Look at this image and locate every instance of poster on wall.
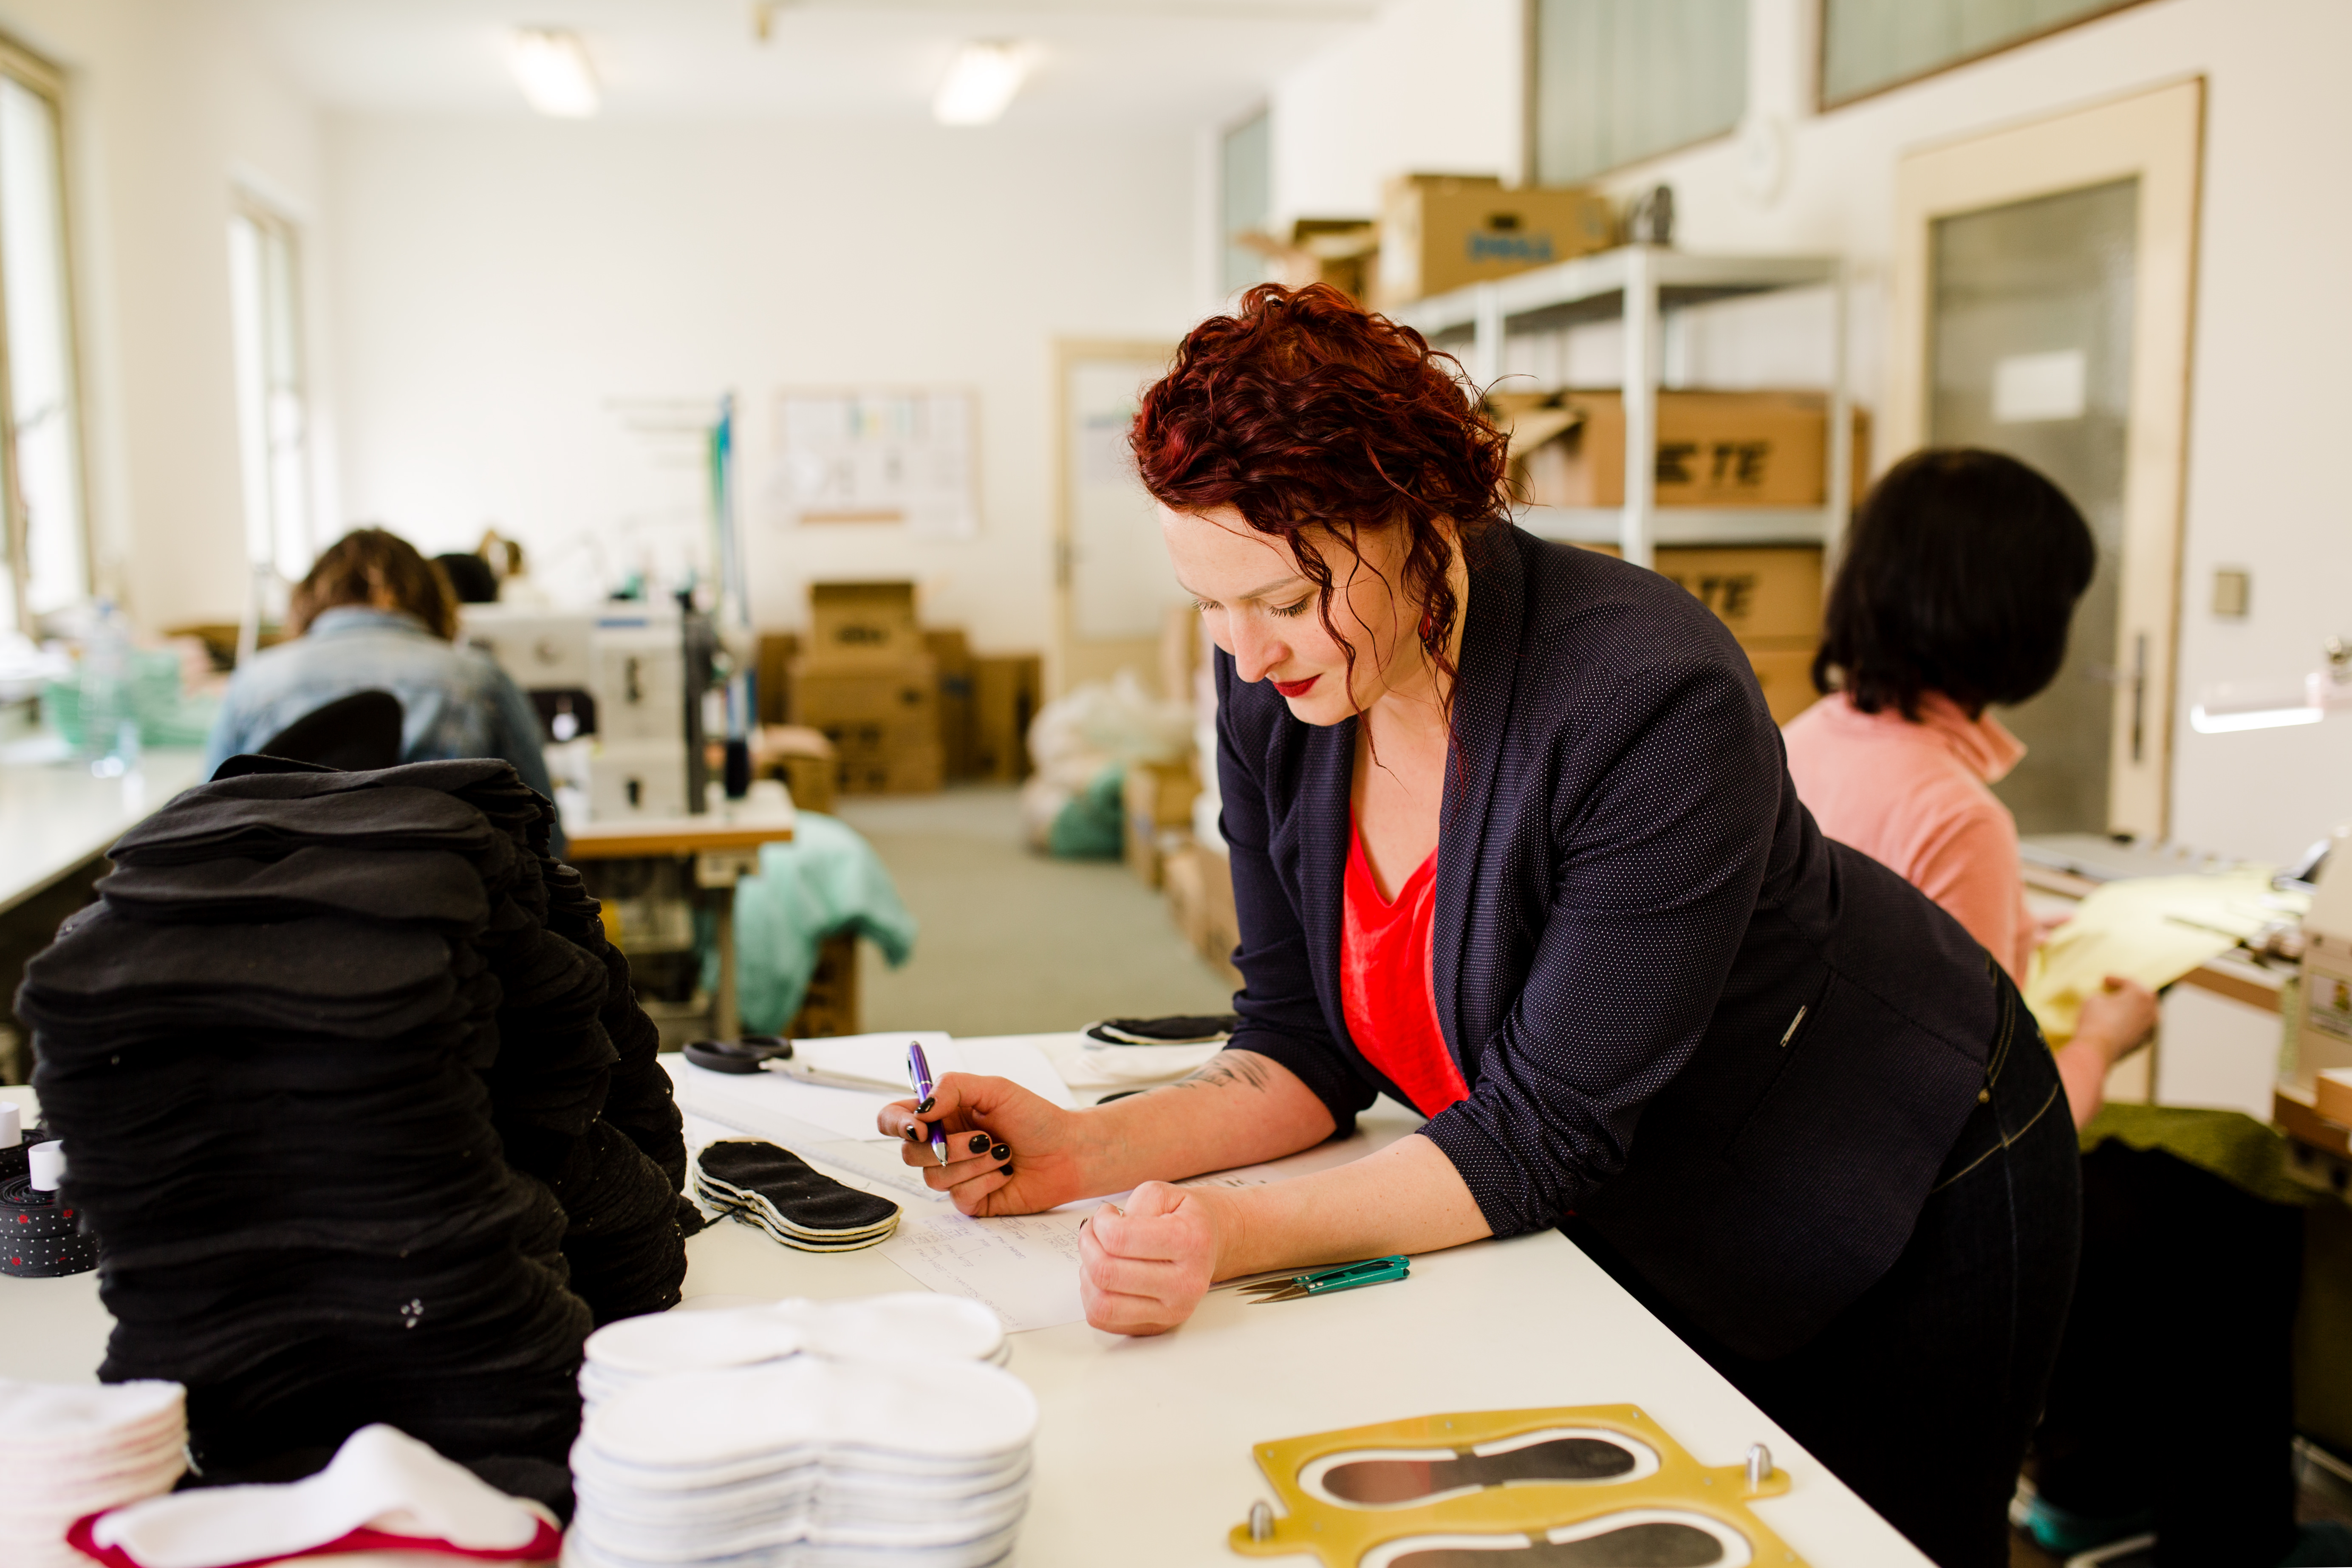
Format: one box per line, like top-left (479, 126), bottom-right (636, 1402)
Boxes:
top-left (766, 387), bottom-right (977, 538)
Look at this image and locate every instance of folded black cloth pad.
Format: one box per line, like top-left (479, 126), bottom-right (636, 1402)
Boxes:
top-left (693, 1139), bottom-right (901, 1250)
top-left (17, 755), bottom-right (701, 1485)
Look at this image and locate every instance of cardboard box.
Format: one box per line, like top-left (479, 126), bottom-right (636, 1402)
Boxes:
top-left (753, 723), bottom-right (837, 816)
top-left (791, 656), bottom-right (938, 728)
top-left (1162, 841), bottom-right (1242, 986)
top-left (1557, 544), bottom-right (1825, 646)
top-left (1238, 218), bottom-right (1379, 305)
top-left (822, 723), bottom-right (944, 795)
top-left (973, 655), bottom-right (1043, 783)
top-left (1743, 646), bottom-right (1822, 726)
top-left (807, 582), bottom-right (920, 667)
top-left (1491, 389), bottom-right (1871, 509)
top-left (786, 931), bottom-right (861, 1040)
top-left (1375, 175), bottom-right (1616, 308)
top-left (925, 629), bottom-right (979, 780)
top-left (1124, 758), bottom-right (1202, 886)
top-left (1653, 548), bottom-right (1823, 644)
top-left (1159, 604), bottom-right (1203, 708)
top-left (792, 656), bottom-right (942, 796)
top-left (755, 633), bottom-right (799, 725)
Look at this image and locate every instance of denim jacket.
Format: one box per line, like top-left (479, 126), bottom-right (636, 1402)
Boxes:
top-left (203, 607), bottom-right (557, 810)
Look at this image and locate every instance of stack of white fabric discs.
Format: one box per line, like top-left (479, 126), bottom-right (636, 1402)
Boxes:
top-left (0, 1380), bottom-right (186, 1568)
top-left (577, 1294), bottom-right (1009, 1413)
top-left (566, 1357), bottom-right (1037, 1568)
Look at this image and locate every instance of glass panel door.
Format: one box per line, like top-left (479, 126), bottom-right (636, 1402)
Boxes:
top-left (1929, 178), bottom-right (2137, 835)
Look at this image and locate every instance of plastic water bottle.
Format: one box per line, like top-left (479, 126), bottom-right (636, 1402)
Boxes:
top-left (78, 599), bottom-right (138, 777)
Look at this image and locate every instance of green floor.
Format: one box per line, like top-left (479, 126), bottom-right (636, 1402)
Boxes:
top-left (833, 785), bottom-right (1235, 1039)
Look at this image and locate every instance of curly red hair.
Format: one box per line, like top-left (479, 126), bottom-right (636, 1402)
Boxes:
top-left (1128, 283), bottom-right (1511, 717)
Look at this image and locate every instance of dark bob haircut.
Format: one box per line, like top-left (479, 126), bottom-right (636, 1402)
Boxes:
top-left (1814, 448), bottom-right (2095, 719)
top-left (1128, 283), bottom-right (1511, 712)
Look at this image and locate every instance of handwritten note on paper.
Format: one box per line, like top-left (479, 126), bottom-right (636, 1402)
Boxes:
top-left (877, 1207), bottom-right (1093, 1332)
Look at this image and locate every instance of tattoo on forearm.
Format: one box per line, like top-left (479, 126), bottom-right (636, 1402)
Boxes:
top-left (1172, 1053), bottom-right (1272, 1094)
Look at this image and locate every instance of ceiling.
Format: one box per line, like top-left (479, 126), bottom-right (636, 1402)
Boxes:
top-left (222, 0), bottom-right (1378, 127)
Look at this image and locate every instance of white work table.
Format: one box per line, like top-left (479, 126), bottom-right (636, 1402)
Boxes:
top-left (0, 747), bottom-right (208, 914)
top-left (0, 1038), bottom-right (1928, 1567)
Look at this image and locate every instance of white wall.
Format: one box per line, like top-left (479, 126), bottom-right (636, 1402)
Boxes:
top-left (325, 116), bottom-right (1199, 675)
top-left (0, 0), bottom-right (325, 632)
top-left (1269, 0), bottom-right (2352, 865)
top-left (1269, 0), bottom-right (1521, 225)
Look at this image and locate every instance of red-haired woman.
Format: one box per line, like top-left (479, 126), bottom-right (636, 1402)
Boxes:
top-left (885, 286), bottom-right (2074, 1568)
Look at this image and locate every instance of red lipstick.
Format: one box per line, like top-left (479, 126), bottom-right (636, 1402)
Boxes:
top-left (1272, 675), bottom-right (1318, 699)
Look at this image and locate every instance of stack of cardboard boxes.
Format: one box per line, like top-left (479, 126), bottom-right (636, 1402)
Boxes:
top-left (757, 585), bottom-right (1042, 798)
top-left (1483, 387), bottom-right (1866, 725)
top-left (789, 583), bottom-right (944, 795)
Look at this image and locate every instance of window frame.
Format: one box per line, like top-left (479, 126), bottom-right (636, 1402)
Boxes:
top-left (226, 188), bottom-right (314, 590)
top-left (1522, 0), bottom-right (1752, 188)
top-left (1816, 0), bottom-right (2155, 113)
top-left (0, 30), bottom-right (85, 637)
top-left (1218, 102), bottom-right (1273, 301)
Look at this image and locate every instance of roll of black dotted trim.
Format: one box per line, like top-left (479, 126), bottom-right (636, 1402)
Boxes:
top-left (0, 1133), bottom-right (97, 1278)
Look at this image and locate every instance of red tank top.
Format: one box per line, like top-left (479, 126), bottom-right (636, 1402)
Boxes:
top-left (1340, 816), bottom-right (1470, 1118)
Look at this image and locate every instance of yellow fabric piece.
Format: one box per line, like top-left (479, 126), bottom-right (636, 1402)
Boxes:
top-left (2026, 869), bottom-right (2302, 1041)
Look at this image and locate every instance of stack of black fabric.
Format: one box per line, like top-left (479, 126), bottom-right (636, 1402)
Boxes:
top-left (17, 757), bottom-right (698, 1483)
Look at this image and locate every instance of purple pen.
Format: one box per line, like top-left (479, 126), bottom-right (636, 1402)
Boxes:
top-left (906, 1042), bottom-right (949, 1167)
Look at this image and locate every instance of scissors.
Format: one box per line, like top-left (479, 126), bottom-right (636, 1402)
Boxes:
top-left (1220, 1255), bottom-right (1411, 1304)
top-left (681, 1036), bottom-right (904, 1092)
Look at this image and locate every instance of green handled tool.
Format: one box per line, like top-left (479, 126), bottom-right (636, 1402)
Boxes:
top-left (1235, 1255), bottom-right (1409, 1304)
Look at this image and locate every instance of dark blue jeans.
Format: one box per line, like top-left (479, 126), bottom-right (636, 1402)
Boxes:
top-left (1569, 973), bottom-right (2081, 1568)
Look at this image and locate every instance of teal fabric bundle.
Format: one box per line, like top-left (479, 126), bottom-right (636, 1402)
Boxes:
top-left (1046, 765), bottom-right (1125, 860)
top-left (720, 814), bottom-right (918, 1035)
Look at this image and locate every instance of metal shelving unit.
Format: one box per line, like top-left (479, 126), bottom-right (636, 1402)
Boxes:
top-left (1392, 246), bottom-right (1849, 570)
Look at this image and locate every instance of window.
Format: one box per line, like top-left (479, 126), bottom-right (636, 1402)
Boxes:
top-left (0, 38), bottom-right (84, 637)
top-left (1220, 107), bottom-right (1272, 298)
top-left (228, 197), bottom-right (312, 586)
top-left (1531, 0), bottom-right (1747, 186)
top-left (1822, 0), bottom-right (2146, 107)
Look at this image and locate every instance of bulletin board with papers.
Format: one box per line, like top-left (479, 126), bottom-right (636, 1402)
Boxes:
top-left (768, 387), bottom-right (978, 538)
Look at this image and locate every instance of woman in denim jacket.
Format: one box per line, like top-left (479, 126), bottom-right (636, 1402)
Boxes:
top-left (203, 527), bottom-right (554, 808)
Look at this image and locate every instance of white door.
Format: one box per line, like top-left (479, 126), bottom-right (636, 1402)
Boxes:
top-left (1887, 78), bottom-right (2203, 839)
top-left (1057, 342), bottom-right (1179, 695)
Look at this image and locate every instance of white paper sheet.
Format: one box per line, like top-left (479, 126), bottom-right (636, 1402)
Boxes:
top-left (876, 1207), bottom-right (1094, 1332)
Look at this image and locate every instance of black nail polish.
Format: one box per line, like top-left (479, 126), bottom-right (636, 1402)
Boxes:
top-left (917, 1096), bottom-right (936, 1113)
top-left (968, 1133), bottom-right (992, 1154)
top-left (903, 1123), bottom-right (921, 1141)
top-left (990, 1142), bottom-right (1010, 1161)
top-left (999, 1164), bottom-right (1014, 1178)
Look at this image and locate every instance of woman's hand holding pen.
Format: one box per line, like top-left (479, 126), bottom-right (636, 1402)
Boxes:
top-left (878, 1073), bottom-right (1096, 1217)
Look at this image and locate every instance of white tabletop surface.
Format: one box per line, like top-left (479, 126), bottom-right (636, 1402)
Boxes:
top-left (0, 1037), bottom-right (1929, 1567)
top-left (0, 747), bottom-right (208, 914)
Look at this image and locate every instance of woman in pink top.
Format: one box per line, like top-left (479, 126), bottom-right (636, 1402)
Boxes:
top-left (1789, 449), bottom-right (2338, 1568)
top-left (1783, 449), bottom-right (2154, 1126)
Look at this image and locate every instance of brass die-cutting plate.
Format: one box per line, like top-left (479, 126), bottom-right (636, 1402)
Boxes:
top-left (1227, 1404), bottom-right (1805, 1567)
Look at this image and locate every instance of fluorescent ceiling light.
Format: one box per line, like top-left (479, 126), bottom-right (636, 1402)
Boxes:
top-left (933, 42), bottom-right (1029, 126)
top-left (510, 29), bottom-right (599, 119)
